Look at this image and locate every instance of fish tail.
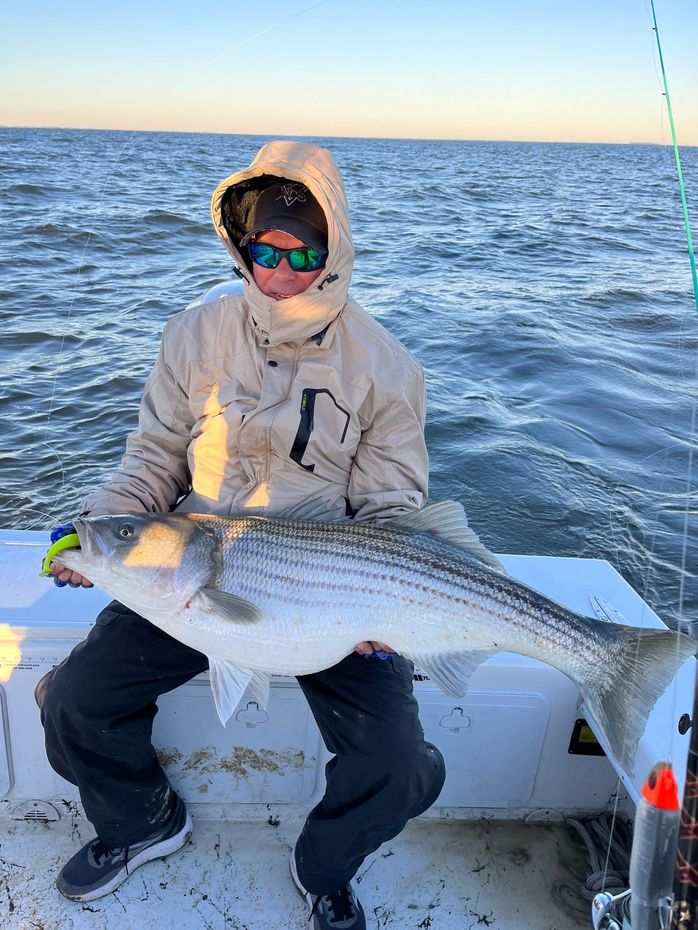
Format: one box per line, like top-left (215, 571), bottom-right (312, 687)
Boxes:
top-left (581, 625), bottom-right (695, 776)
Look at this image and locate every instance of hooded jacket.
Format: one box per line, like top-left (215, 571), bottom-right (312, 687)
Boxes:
top-left (82, 141), bottom-right (428, 522)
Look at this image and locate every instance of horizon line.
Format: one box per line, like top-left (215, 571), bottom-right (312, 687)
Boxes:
top-left (2, 123), bottom-right (695, 149)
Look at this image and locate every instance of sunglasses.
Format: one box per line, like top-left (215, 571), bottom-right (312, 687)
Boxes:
top-left (248, 242), bottom-right (328, 273)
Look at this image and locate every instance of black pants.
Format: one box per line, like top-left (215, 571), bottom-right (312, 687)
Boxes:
top-left (35, 601), bottom-right (445, 895)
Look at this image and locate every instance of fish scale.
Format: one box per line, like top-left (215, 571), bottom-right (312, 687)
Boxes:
top-left (212, 516), bottom-right (596, 659)
top-left (56, 502), bottom-right (696, 775)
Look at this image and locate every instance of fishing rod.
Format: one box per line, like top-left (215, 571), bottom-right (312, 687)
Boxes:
top-left (592, 4), bottom-right (698, 928)
top-left (651, 1), bottom-right (698, 927)
top-left (649, 1), bottom-right (698, 314)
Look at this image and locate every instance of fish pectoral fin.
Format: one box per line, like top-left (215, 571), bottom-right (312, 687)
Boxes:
top-left (390, 501), bottom-right (506, 574)
top-left (208, 657), bottom-right (253, 725)
top-left (403, 649), bottom-right (499, 698)
top-left (200, 588), bottom-right (262, 624)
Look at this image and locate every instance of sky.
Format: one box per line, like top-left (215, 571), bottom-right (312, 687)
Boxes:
top-left (2, 0), bottom-right (697, 144)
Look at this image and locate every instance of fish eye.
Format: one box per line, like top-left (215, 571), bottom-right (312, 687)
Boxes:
top-left (118, 523), bottom-right (134, 539)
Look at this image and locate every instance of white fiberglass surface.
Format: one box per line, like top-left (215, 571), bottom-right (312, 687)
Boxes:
top-left (1, 807), bottom-right (591, 930)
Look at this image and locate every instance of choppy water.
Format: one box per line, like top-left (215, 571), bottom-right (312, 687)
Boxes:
top-left (1, 128), bottom-right (696, 633)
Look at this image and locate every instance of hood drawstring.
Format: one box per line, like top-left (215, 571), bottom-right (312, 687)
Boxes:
top-left (317, 273), bottom-right (339, 291)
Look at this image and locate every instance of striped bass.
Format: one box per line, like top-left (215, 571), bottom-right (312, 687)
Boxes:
top-left (55, 501), bottom-right (696, 775)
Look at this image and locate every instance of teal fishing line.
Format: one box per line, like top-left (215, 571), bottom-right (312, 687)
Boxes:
top-left (648, 12), bottom-right (698, 928)
top-left (650, 0), bottom-right (698, 313)
top-left (649, 0), bottom-right (698, 629)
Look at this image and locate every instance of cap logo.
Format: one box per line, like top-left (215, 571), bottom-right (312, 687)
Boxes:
top-left (275, 183), bottom-right (307, 208)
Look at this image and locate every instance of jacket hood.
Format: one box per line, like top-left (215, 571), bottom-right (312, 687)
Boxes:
top-left (211, 141), bottom-right (354, 347)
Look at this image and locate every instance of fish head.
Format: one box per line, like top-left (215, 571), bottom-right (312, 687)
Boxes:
top-left (59, 514), bottom-right (219, 614)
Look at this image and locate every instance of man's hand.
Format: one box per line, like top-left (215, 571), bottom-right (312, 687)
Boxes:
top-left (355, 641), bottom-right (395, 657)
top-left (49, 560), bottom-right (93, 588)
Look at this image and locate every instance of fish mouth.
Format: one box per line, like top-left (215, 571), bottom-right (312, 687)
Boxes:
top-left (54, 518), bottom-right (98, 574)
top-left (73, 517), bottom-right (106, 563)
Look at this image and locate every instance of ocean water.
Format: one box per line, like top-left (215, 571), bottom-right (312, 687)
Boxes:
top-left (1, 128), bottom-right (696, 633)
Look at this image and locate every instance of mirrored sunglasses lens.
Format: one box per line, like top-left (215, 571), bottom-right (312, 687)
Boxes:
top-left (249, 244), bottom-right (279, 268)
top-left (288, 248), bottom-right (326, 272)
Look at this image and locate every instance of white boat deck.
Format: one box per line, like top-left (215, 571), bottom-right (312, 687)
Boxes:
top-left (2, 807), bottom-right (591, 929)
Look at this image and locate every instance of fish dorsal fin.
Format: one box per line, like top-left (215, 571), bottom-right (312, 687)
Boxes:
top-left (208, 657), bottom-right (253, 725)
top-left (401, 648), bottom-right (500, 697)
top-left (201, 589), bottom-right (262, 624)
top-left (391, 501), bottom-right (506, 573)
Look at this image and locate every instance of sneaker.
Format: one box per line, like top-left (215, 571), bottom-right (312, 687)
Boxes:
top-left (290, 847), bottom-right (366, 929)
top-left (56, 795), bottom-right (192, 902)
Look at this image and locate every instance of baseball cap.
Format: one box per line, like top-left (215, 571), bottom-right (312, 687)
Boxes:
top-left (239, 181), bottom-right (328, 251)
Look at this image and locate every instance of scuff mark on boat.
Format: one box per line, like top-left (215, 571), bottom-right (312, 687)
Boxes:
top-left (156, 747), bottom-right (184, 767)
top-left (176, 745), bottom-right (305, 778)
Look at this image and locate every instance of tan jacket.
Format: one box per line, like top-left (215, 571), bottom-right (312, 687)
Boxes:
top-left (83, 141), bottom-right (428, 522)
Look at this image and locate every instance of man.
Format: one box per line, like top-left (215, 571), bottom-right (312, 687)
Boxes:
top-left (38, 140), bottom-right (445, 930)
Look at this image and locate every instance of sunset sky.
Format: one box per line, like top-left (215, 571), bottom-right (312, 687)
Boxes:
top-left (2, 0), bottom-right (697, 144)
